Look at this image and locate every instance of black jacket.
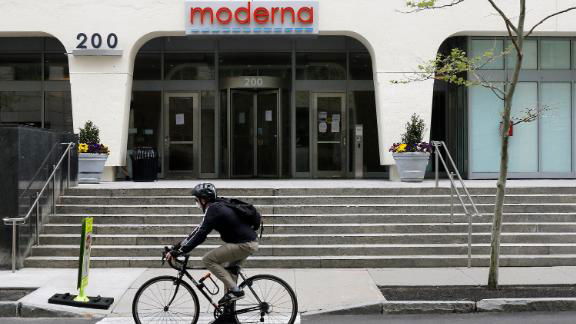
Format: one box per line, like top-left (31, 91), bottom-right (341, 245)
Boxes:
top-left (177, 202), bottom-right (257, 254)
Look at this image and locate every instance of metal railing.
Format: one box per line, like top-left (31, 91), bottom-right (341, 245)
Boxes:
top-left (432, 141), bottom-right (480, 268)
top-left (2, 142), bottom-right (75, 273)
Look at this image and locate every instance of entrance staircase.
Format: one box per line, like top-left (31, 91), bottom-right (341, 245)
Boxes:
top-left (24, 186), bottom-right (576, 268)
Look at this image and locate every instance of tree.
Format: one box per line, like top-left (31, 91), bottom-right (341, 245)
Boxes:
top-left (400, 0), bottom-right (576, 288)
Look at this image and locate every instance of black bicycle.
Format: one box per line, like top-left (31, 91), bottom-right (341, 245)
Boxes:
top-left (132, 249), bottom-right (298, 324)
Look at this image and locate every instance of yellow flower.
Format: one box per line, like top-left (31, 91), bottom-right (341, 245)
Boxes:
top-left (78, 143), bottom-right (89, 153)
top-left (395, 144), bottom-right (407, 153)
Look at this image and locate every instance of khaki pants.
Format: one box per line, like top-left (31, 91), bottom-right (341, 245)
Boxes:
top-left (202, 241), bottom-right (259, 290)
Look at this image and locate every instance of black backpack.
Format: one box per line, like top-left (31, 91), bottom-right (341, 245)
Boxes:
top-left (216, 197), bottom-right (263, 238)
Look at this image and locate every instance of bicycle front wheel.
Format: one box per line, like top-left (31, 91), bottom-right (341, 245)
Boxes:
top-left (234, 274), bottom-right (298, 324)
top-left (132, 275), bottom-right (200, 324)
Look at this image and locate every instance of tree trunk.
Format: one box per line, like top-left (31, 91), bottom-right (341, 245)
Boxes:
top-left (487, 0), bottom-right (526, 289)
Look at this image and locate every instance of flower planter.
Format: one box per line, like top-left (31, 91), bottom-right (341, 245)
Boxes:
top-left (393, 152), bottom-right (430, 182)
top-left (78, 153), bottom-right (108, 184)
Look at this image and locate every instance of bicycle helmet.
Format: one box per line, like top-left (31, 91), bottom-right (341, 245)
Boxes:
top-left (191, 183), bottom-right (217, 202)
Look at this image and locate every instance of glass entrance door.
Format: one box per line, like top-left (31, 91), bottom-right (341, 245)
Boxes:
top-left (164, 93), bottom-right (199, 176)
top-left (230, 90), bottom-right (280, 177)
top-left (313, 93), bottom-right (346, 177)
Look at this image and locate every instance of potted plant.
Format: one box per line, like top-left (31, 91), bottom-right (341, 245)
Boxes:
top-left (78, 121), bottom-right (110, 184)
top-left (389, 114), bottom-right (432, 182)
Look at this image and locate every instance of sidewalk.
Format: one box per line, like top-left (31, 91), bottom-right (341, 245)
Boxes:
top-left (3, 267), bottom-right (576, 322)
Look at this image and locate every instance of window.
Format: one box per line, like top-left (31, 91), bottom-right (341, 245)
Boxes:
top-left (295, 91), bottom-right (310, 173)
top-left (0, 54), bottom-right (42, 80)
top-left (540, 40), bottom-right (571, 69)
top-left (296, 53), bottom-right (347, 80)
top-left (164, 53), bottom-right (215, 80)
top-left (470, 40), bottom-right (504, 70)
top-left (0, 91), bottom-right (42, 126)
top-left (219, 53), bottom-right (291, 78)
top-left (469, 84), bottom-right (504, 172)
top-left (349, 53), bottom-right (373, 80)
top-left (0, 37), bottom-right (72, 131)
top-left (540, 83), bottom-right (572, 172)
top-left (134, 53), bottom-right (161, 80)
top-left (45, 92), bottom-right (73, 132)
top-left (506, 40), bottom-right (537, 69)
top-left (44, 54), bottom-right (69, 80)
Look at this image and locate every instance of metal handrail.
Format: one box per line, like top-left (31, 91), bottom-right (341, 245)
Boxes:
top-left (2, 142), bottom-right (75, 272)
top-left (432, 141), bottom-right (480, 268)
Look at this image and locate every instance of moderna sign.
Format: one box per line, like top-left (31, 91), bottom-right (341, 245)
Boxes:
top-left (185, 1), bottom-right (319, 34)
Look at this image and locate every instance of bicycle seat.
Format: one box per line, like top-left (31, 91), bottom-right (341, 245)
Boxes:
top-left (225, 265), bottom-right (242, 275)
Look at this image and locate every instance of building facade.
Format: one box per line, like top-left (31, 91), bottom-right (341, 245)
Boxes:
top-left (1, 0), bottom-right (576, 179)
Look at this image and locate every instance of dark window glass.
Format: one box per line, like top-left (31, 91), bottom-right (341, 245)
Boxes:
top-left (128, 92), bottom-right (162, 149)
top-left (134, 53), bottom-right (161, 80)
top-left (349, 53), bottom-right (373, 80)
top-left (164, 53), bottom-right (215, 80)
top-left (201, 91), bottom-right (216, 174)
top-left (296, 53), bottom-right (346, 80)
top-left (350, 91), bottom-right (386, 173)
top-left (45, 91), bottom-right (73, 132)
top-left (295, 91), bottom-right (310, 172)
top-left (44, 54), bottom-right (69, 80)
top-left (219, 53), bottom-right (291, 78)
top-left (0, 91), bottom-right (42, 126)
top-left (220, 90), bottom-right (228, 176)
top-left (0, 54), bottom-right (41, 80)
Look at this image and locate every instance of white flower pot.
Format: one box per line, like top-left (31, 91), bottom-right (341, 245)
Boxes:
top-left (78, 153), bottom-right (108, 184)
top-left (393, 152), bottom-right (430, 182)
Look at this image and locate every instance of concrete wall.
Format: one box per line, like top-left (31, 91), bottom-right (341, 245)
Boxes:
top-left (0, 126), bottom-right (78, 269)
top-left (1, 0), bottom-right (575, 167)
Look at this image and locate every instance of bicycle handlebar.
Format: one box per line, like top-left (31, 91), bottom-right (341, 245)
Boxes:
top-left (163, 246), bottom-right (191, 271)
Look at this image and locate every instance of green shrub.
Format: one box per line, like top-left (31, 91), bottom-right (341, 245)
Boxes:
top-left (401, 113), bottom-right (426, 147)
top-left (79, 121), bottom-right (100, 144)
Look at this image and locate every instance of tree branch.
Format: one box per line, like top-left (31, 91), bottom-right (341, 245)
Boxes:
top-left (486, 0), bottom-right (519, 35)
top-left (526, 6), bottom-right (576, 37)
top-left (401, 0), bottom-right (466, 13)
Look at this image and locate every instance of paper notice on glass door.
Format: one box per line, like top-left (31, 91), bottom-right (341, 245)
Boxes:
top-left (331, 121), bottom-right (340, 133)
top-left (319, 112), bottom-right (328, 120)
top-left (239, 112), bottom-right (246, 124)
top-left (175, 113), bottom-right (185, 125)
top-left (265, 110), bottom-right (273, 122)
top-left (319, 122), bottom-right (328, 133)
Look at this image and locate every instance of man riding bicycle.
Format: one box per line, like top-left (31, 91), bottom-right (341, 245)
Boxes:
top-left (165, 183), bottom-right (259, 324)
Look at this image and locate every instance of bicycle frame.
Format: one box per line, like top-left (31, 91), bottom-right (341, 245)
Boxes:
top-left (167, 255), bottom-right (266, 317)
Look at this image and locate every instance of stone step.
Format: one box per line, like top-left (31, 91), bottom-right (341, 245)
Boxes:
top-left (47, 213), bottom-right (576, 225)
top-left (38, 233), bottom-right (576, 245)
top-left (29, 243), bottom-right (576, 257)
top-left (23, 254), bottom-right (576, 268)
top-left (41, 223), bottom-right (576, 235)
top-left (64, 187), bottom-right (576, 197)
top-left (54, 203), bottom-right (576, 215)
top-left (58, 194), bottom-right (576, 205)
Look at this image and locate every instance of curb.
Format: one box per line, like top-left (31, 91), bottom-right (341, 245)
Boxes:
top-left (0, 301), bottom-right (102, 318)
top-left (382, 301), bottom-right (475, 314)
top-left (0, 301), bottom-right (18, 317)
top-left (477, 298), bottom-right (576, 313)
top-left (302, 302), bottom-right (384, 316)
top-left (303, 298), bottom-right (576, 316)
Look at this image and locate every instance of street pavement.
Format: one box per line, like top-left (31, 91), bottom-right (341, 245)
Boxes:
top-left (3, 312), bottom-right (576, 324)
top-left (303, 312), bottom-right (576, 323)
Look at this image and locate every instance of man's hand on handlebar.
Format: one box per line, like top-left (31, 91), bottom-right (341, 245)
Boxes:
top-left (163, 246), bottom-right (180, 265)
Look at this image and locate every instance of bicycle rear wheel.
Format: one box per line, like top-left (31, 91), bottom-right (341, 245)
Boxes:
top-left (132, 275), bottom-right (200, 324)
top-left (234, 274), bottom-right (298, 324)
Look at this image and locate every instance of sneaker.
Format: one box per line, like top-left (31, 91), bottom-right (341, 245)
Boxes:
top-left (209, 311), bottom-right (237, 324)
top-left (218, 290), bottom-right (245, 305)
